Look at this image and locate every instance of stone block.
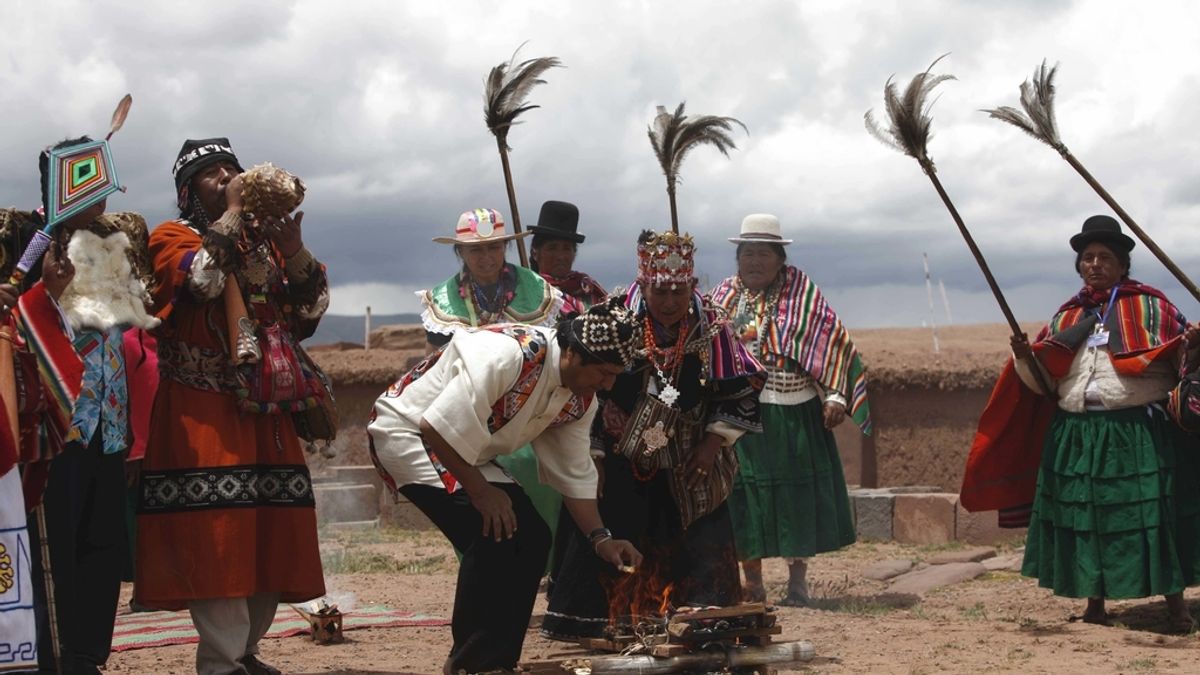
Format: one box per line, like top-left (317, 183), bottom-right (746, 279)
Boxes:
top-left (862, 559), bottom-right (914, 581)
top-left (331, 465), bottom-right (384, 493)
top-left (983, 553), bottom-right (1023, 572)
top-left (927, 546), bottom-right (995, 565)
top-left (955, 504), bottom-right (1027, 546)
top-left (314, 483), bottom-right (379, 524)
top-left (888, 562), bottom-right (987, 596)
top-left (892, 493), bottom-right (957, 545)
top-left (852, 493), bottom-right (894, 542)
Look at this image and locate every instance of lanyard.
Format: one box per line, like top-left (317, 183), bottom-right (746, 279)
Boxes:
top-left (1094, 285), bottom-right (1119, 328)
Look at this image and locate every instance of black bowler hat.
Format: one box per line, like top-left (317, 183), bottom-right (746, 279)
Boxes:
top-left (172, 137), bottom-right (243, 191)
top-left (529, 200), bottom-right (584, 243)
top-left (1069, 214), bottom-right (1135, 253)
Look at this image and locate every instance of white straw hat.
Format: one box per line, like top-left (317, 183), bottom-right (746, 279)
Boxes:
top-left (728, 213), bottom-right (793, 245)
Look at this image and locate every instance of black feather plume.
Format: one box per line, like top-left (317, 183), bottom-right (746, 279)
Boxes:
top-left (484, 43), bottom-right (562, 151)
top-left (864, 54), bottom-right (955, 170)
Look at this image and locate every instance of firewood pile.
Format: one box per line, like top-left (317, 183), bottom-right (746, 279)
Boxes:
top-left (522, 603), bottom-right (815, 674)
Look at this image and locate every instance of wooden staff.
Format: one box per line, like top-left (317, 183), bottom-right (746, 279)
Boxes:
top-left (484, 45), bottom-right (562, 267)
top-left (866, 56), bottom-right (1057, 398)
top-left (986, 60), bottom-right (1200, 304)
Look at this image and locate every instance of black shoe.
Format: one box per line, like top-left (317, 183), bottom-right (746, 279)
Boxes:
top-left (240, 654), bottom-right (283, 675)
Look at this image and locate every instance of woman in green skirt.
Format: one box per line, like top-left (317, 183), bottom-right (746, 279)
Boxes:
top-left (1009, 215), bottom-right (1199, 630)
top-left (710, 214), bottom-right (872, 605)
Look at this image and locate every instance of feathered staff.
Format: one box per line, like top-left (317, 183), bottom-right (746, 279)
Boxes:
top-left (648, 103), bottom-right (747, 233)
top-left (484, 45), bottom-right (561, 267)
top-left (984, 61), bottom-right (1200, 303)
top-left (865, 57), bottom-right (1054, 395)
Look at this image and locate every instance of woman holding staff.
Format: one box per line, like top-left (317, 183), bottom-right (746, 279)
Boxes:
top-left (966, 215), bottom-right (1200, 632)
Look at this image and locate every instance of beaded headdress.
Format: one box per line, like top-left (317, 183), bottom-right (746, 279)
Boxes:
top-left (569, 295), bottom-right (643, 368)
top-left (636, 230), bottom-right (696, 289)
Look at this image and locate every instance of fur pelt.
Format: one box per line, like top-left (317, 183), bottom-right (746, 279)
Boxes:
top-left (59, 229), bottom-right (160, 332)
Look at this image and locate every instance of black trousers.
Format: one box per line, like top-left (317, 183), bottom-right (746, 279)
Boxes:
top-left (28, 432), bottom-right (129, 675)
top-left (401, 481), bottom-right (551, 673)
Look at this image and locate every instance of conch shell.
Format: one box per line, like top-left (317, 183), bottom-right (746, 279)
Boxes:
top-left (241, 162), bottom-right (306, 219)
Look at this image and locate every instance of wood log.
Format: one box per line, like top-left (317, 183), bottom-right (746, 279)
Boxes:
top-left (588, 640), bottom-right (815, 674)
top-left (650, 643), bottom-right (689, 657)
top-left (669, 602), bottom-right (766, 623)
top-left (667, 622), bottom-right (692, 639)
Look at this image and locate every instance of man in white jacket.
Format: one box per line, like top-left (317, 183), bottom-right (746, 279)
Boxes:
top-left (368, 298), bottom-right (643, 674)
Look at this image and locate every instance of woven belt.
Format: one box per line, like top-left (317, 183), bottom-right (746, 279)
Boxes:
top-left (762, 367), bottom-right (817, 406)
top-left (158, 339), bottom-right (238, 393)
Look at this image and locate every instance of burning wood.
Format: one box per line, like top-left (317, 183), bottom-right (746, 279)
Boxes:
top-left (559, 602), bottom-right (810, 673)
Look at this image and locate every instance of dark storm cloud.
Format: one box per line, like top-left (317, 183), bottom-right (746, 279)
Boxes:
top-left (5, 0), bottom-right (1200, 325)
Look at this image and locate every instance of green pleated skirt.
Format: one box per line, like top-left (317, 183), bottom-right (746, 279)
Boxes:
top-left (728, 398), bottom-right (856, 561)
top-left (495, 444), bottom-right (561, 571)
top-left (1022, 406), bottom-right (1200, 599)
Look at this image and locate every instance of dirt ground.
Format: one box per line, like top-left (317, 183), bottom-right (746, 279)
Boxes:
top-left (108, 527), bottom-right (1200, 675)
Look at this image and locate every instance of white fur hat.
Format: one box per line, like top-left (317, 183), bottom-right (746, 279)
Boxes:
top-left (728, 213), bottom-right (793, 245)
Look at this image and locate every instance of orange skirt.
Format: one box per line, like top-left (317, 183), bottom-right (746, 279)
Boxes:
top-left (134, 380), bottom-right (325, 610)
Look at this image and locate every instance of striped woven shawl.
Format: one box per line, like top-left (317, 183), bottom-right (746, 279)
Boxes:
top-left (711, 266), bottom-right (871, 434)
top-left (1033, 280), bottom-right (1185, 378)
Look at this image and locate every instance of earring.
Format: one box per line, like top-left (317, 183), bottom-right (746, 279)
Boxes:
top-left (688, 305), bottom-right (694, 315)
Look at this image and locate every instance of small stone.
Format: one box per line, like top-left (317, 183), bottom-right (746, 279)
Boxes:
top-left (927, 546), bottom-right (996, 565)
top-left (888, 562), bottom-right (988, 596)
top-left (862, 559), bottom-right (915, 581)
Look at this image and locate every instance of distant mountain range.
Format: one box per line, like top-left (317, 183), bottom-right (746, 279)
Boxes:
top-left (304, 313), bottom-right (421, 346)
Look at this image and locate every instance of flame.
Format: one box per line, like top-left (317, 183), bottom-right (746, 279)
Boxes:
top-left (658, 583), bottom-right (674, 616)
top-left (604, 552), bottom-right (675, 630)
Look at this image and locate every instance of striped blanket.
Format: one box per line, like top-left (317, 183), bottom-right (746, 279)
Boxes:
top-left (1039, 280), bottom-right (1185, 374)
top-left (111, 604), bottom-right (448, 652)
top-left (711, 266), bottom-right (871, 433)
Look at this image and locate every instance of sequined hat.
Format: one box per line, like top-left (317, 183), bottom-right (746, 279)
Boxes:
top-left (568, 295), bottom-right (643, 368)
top-left (433, 208), bottom-right (532, 245)
top-left (172, 137), bottom-right (243, 192)
top-left (636, 230), bottom-right (696, 288)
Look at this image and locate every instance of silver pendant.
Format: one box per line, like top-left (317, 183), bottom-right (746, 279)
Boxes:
top-left (641, 421), bottom-right (669, 455)
top-left (660, 382), bottom-right (680, 406)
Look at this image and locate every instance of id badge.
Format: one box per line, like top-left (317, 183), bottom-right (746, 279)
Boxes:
top-left (1087, 330), bottom-right (1110, 348)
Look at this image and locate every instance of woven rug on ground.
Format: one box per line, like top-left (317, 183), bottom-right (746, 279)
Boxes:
top-left (111, 604), bottom-right (448, 652)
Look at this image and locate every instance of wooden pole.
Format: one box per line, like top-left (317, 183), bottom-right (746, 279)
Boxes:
top-left (939, 278), bottom-right (953, 325)
top-left (1059, 150), bottom-right (1200, 304)
top-left (667, 184), bottom-right (680, 234)
top-left (922, 253), bottom-right (940, 354)
top-left (364, 305), bottom-right (371, 351)
top-left (496, 141), bottom-right (530, 267)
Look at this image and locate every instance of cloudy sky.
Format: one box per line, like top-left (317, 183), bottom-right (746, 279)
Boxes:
top-left (5, 0), bottom-right (1200, 328)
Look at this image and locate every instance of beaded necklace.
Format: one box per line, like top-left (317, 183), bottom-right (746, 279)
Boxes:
top-left (642, 313), bottom-right (689, 406)
top-left (458, 265), bottom-right (516, 326)
top-left (734, 274), bottom-right (783, 360)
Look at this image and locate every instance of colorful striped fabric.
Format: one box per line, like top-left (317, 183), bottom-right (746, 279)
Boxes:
top-left (12, 281), bottom-right (83, 462)
top-left (711, 267), bottom-right (871, 434)
top-left (110, 604), bottom-right (448, 652)
top-left (1042, 280), bottom-right (1186, 355)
